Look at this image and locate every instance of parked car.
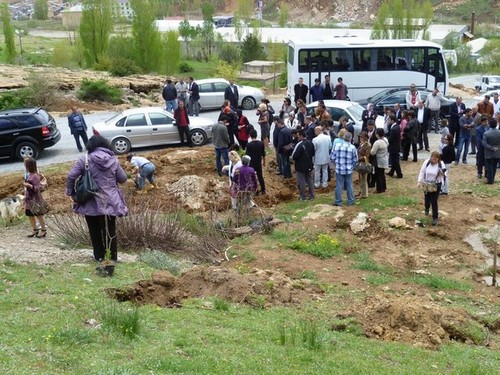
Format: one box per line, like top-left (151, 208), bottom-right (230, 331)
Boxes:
top-left (306, 100), bottom-right (384, 141)
top-left (195, 78), bottom-right (264, 111)
top-left (0, 107), bottom-right (61, 160)
top-left (92, 107), bottom-right (213, 155)
top-left (475, 75), bottom-right (500, 93)
top-left (357, 88), bottom-right (454, 128)
top-left (473, 89), bottom-right (499, 102)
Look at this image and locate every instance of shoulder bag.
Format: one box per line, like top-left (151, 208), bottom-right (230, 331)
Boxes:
top-left (29, 196), bottom-right (50, 216)
top-left (73, 154), bottom-right (99, 204)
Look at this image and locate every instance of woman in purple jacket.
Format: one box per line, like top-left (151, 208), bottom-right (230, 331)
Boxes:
top-left (66, 135), bottom-right (128, 261)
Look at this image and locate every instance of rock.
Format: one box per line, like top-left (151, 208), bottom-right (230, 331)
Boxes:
top-left (152, 270), bottom-right (177, 289)
top-left (411, 269), bottom-right (430, 275)
top-left (429, 333), bottom-right (442, 345)
top-left (373, 325), bottom-right (384, 335)
top-left (495, 214), bottom-right (500, 221)
top-left (350, 212), bottom-right (370, 233)
top-left (389, 217), bottom-right (406, 228)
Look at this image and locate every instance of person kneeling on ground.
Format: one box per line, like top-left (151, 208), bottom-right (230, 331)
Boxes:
top-left (127, 153), bottom-right (158, 193)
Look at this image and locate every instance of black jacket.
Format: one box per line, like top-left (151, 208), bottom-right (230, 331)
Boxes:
top-left (292, 139), bottom-right (314, 173)
top-left (388, 123), bottom-right (401, 153)
top-left (441, 144), bottom-right (456, 164)
top-left (224, 84), bottom-right (239, 108)
top-left (189, 81), bottom-right (200, 101)
top-left (294, 84), bottom-right (308, 104)
top-left (162, 84), bottom-right (177, 101)
top-left (277, 126), bottom-right (293, 154)
top-left (416, 106), bottom-right (431, 126)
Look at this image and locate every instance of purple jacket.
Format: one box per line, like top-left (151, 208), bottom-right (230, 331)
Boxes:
top-left (66, 148), bottom-right (128, 217)
top-left (233, 165), bottom-right (257, 192)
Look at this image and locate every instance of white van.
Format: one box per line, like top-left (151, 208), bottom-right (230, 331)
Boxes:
top-left (475, 75), bottom-right (500, 92)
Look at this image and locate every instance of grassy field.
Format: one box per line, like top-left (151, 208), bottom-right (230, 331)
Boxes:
top-left (0, 257), bottom-right (498, 375)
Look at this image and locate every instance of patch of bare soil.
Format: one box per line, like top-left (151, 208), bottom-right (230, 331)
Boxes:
top-left (336, 294), bottom-right (498, 350)
top-left (108, 267), bottom-right (324, 308)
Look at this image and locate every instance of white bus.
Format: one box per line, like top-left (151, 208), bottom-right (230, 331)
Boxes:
top-left (287, 38), bottom-right (449, 102)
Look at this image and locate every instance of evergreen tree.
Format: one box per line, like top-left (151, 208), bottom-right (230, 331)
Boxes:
top-left (1, 3), bottom-right (16, 64)
top-left (79, 0), bottom-right (113, 66)
top-left (130, 0), bottom-right (162, 73)
top-left (241, 33), bottom-right (266, 63)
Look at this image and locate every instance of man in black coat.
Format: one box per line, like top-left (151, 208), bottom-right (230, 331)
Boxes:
top-left (292, 129), bottom-right (315, 200)
top-left (386, 114), bottom-right (403, 178)
top-left (224, 80), bottom-right (239, 109)
top-left (245, 129), bottom-right (266, 194)
top-left (188, 76), bottom-right (200, 116)
top-left (448, 96), bottom-right (465, 146)
top-left (276, 119), bottom-right (293, 178)
top-left (293, 77), bottom-right (309, 105)
top-left (415, 100), bottom-right (431, 151)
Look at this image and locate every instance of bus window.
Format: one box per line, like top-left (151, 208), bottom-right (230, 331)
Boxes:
top-left (288, 45), bottom-right (294, 66)
top-left (298, 49), bottom-right (308, 72)
top-left (410, 48), bottom-right (425, 72)
top-left (394, 48), bottom-right (409, 70)
top-left (377, 48), bottom-right (394, 70)
top-left (352, 49), bottom-right (371, 71)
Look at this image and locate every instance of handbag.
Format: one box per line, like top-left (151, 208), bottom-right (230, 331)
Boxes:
top-left (355, 161), bottom-right (373, 174)
top-left (422, 182), bottom-right (441, 193)
top-left (39, 173), bottom-right (48, 192)
top-left (29, 197), bottom-right (50, 216)
top-left (73, 154), bottom-right (99, 204)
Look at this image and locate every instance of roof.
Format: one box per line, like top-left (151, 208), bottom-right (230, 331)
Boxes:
top-left (467, 38), bottom-right (488, 54)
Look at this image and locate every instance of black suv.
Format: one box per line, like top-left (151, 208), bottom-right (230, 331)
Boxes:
top-left (0, 107), bottom-right (61, 160)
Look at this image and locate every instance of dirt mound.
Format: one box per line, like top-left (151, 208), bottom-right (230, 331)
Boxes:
top-left (337, 294), bottom-right (490, 349)
top-left (109, 266), bottom-right (324, 308)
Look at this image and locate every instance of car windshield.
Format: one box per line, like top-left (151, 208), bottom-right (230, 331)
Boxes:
top-left (369, 89), bottom-right (396, 103)
top-left (105, 112), bottom-right (124, 125)
top-left (347, 103), bottom-right (364, 121)
top-left (490, 77), bottom-right (500, 83)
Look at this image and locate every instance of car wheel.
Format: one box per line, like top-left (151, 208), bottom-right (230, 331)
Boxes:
top-left (241, 97), bottom-right (256, 110)
top-left (15, 141), bottom-right (39, 160)
top-left (190, 130), bottom-right (207, 146)
top-left (111, 137), bottom-right (131, 155)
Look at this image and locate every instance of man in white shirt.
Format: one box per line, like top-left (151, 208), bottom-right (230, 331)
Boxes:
top-left (127, 153), bottom-right (158, 193)
top-left (492, 92), bottom-right (500, 115)
top-left (425, 88), bottom-right (442, 133)
top-left (312, 125), bottom-right (331, 188)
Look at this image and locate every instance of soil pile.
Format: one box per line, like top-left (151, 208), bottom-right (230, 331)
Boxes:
top-left (339, 294), bottom-right (493, 349)
top-left (108, 266), bottom-right (324, 308)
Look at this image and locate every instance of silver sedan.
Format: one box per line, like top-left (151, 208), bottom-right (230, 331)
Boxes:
top-left (92, 107), bottom-right (213, 155)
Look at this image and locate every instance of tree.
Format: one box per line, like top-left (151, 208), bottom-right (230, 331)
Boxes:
top-left (236, 0), bottom-right (253, 23)
top-left (34, 0), bottom-right (48, 20)
top-left (178, 19), bottom-right (197, 57)
top-left (241, 33), bottom-right (266, 63)
top-left (278, 2), bottom-right (289, 28)
top-left (130, 0), bottom-right (162, 73)
top-left (214, 60), bottom-right (239, 82)
top-left (192, 21), bottom-right (215, 62)
top-left (79, 0), bottom-right (113, 66)
top-left (201, 2), bottom-right (215, 22)
top-left (1, 3), bottom-right (16, 64)
top-left (371, 0), bottom-right (433, 40)
top-left (162, 31), bottom-right (181, 76)
top-left (266, 38), bottom-right (286, 93)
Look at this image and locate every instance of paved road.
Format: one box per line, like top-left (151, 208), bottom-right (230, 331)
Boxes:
top-left (0, 102), bottom-right (283, 173)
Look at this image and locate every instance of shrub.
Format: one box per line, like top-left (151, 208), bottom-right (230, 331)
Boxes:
top-left (178, 61), bottom-right (194, 73)
top-left (98, 301), bottom-right (141, 339)
top-left (109, 58), bottom-right (142, 77)
top-left (0, 91), bottom-right (28, 110)
top-left (139, 250), bottom-right (187, 275)
top-left (21, 72), bottom-right (61, 108)
top-left (77, 78), bottom-right (123, 104)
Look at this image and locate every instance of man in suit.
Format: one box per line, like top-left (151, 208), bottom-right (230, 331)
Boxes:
top-left (393, 103), bottom-right (402, 124)
top-left (416, 100), bottom-right (431, 151)
top-left (386, 114), bottom-right (403, 178)
top-left (245, 129), bottom-right (266, 194)
top-left (292, 129), bottom-right (315, 201)
top-left (188, 76), bottom-right (200, 116)
top-left (293, 77), bottom-right (308, 105)
top-left (449, 96), bottom-right (466, 146)
top-left (482, 119), bottom-right (500, 184)
top-left (224, 80), bottom-right (239, 109)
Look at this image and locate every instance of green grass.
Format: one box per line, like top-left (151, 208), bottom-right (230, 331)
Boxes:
top-left (299, 270), bottom-right (318, 281)
top-left (365, 273), bottom-right (397, 286)
top-left (351, 252), bottom-right (391, 273)
top-left (408, 274), bottom-right (472, 292)
top-left (289, 233), bottom-right (343, 259)
top-left (0, 260), bottom-right (498, 374)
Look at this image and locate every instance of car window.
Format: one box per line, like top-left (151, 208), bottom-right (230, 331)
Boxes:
top-left (10, 115), bottom-right (40, 128)
top-left (0, 118), bottom-right (16, 131)
top-left (346, 104), bottom-right (363, 121)
top-left (125, 114), bottom-right (148, 127)
top-left (149, 112), bottom-right (173, 125)
top-left (328, 108), bottom-right (344, 122)
top-left (213, 82), bottom-right (229, 92)
top-left (199, 83), bottom-right (213, 93)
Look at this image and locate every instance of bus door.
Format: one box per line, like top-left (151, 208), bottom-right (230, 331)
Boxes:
top-left (305, 50), bottom-right (330, 102)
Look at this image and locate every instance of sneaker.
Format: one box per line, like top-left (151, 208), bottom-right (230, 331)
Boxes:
top-left (299, 197), bottom-right (307, 201)
top-left (462, 160), bottom-right (467, 164)
top-left (454, 161), bottom-right (458, 165)
top-left (432, 219), bottom-right (438, 226)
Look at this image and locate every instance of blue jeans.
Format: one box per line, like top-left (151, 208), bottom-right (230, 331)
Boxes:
top-left (334, 173), bottom-right (355, 206)
top-left (137, 163), bottom-right (156, 189)
top-left (278, 152), bottom-right (292, 178)
top-left (166, 100), bottom-right (178, 112)
top-left (215, 147), bottom-right (229, 176)
top-left (455, 135), bottom-right (470, 162)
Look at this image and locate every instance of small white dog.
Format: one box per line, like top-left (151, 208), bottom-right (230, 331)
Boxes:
top-left (0, 194), bottom-right (25, 226)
